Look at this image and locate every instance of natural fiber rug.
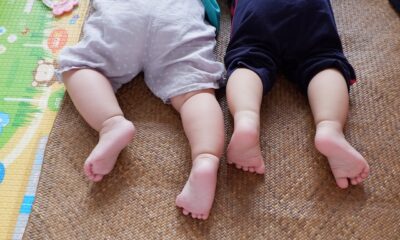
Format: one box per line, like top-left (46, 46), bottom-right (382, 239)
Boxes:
top-left (24, 0), bottom-right (400, 239)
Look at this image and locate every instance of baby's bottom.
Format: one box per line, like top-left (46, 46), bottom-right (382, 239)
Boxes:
top-left (63, 69), bottom-right (135, 182)
top-left (171, 89), bottom-right (224, 220)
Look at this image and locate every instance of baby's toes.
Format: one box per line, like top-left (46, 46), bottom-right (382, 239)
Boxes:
top-left (350, 176), bottom-right (364, 185)
top-left (235, 164), bottom-right (243, 170)
top-left (84, 163), bottom-right (93, 177)
top-left (192, 213), bottom-right (203, 220)
top-left (336, 177), bottom-right (349, 189)
top-left (193, 213), bottom-right (208, 220)
top-left (92, 174), bottom-right (103, 182)
top-left (182, 209), bottom-right (190, 215)
top-left (255, 165), bottom-right (265, 174)
top-left (350, 178), bottom-right (358, 185)
top-left (361, 170), bottom-right (369, 179)
top-left (356, 176), bottom-right (363, 183)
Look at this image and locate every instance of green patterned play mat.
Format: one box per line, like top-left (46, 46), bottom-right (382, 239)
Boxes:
top-left (0, 1), bottom-right (89, 239)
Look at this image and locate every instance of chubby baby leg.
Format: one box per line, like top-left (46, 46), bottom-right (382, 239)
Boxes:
top-left (171, 89), bottom-right (224, 220)
top-left (308, 69), bottom-right (369, 189)
top-left (63, 69), bottom-right (135, 182)
top-left (226, 68), bottom-right (265, 174)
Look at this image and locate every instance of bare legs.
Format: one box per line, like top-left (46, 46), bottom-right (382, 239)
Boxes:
top-left (64, 69), bottom-right (223, 219)
top-left (226, 68), bottom-right (265, 174)
top-left (171, 89), bottom-right (224, 220)
top-left (226, 68), bottom-right (369, 188)
top-left (64, 66), bottom-right (369, 223)
top-left (63, 69), bottom-right (135, 182)
top-left (308, 69), bottom-right (369, 189)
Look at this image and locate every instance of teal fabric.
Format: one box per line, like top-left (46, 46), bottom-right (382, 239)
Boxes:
top-left (202, 0), bottom-right (220, 31)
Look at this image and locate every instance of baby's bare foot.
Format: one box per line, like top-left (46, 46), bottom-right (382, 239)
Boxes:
top-left (227, 112), bottom-right (265, 174)
top-left (315, 121), bottom-right (369, 189)
top-left (176, 154), bottom-right (219, 220)
top-left (84, 116), bottom-right (135, 182)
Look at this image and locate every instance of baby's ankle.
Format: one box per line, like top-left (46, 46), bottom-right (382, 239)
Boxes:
top-left (103, 115), bottom-right (127, 125)
top-left (316, 120), bottom-right (343, 133)
top-left (100, 115), bottom-right (134, 135)
top-left (234, 110), bottom-right (259, 122)
top-left (314, 120), bottom-right (346, 148)
top-left (191, 154), bottom-right (219, 179)
top-left (194, 153), bottom-right (219, 164)
top-left (233, 110), bottom-right (260, 130)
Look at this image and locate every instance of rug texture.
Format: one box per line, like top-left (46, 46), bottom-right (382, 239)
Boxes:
top-left (24, 0), bottom-right (400, 239)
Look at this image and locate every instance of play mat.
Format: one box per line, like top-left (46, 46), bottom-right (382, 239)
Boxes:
top-left (0, 1), bottom-right (89, 239)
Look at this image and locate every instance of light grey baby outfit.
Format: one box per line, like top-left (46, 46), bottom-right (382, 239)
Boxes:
top-left (58, 0), bottom-right (224, 103)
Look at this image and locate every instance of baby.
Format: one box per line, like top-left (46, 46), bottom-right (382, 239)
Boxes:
top-left (224, 0), bottom-right (370, 188)
top-left (58, 0), bottom-right (225, 219)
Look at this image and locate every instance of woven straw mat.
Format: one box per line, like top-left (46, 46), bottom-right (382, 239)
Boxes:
top-left (24, 0), bottom-right (400, 239)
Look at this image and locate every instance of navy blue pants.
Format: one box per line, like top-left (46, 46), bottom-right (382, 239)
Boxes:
top-left (225, 0), bottom-right (356, 94)
top-left (390, 0), bottom-right (400, 12)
